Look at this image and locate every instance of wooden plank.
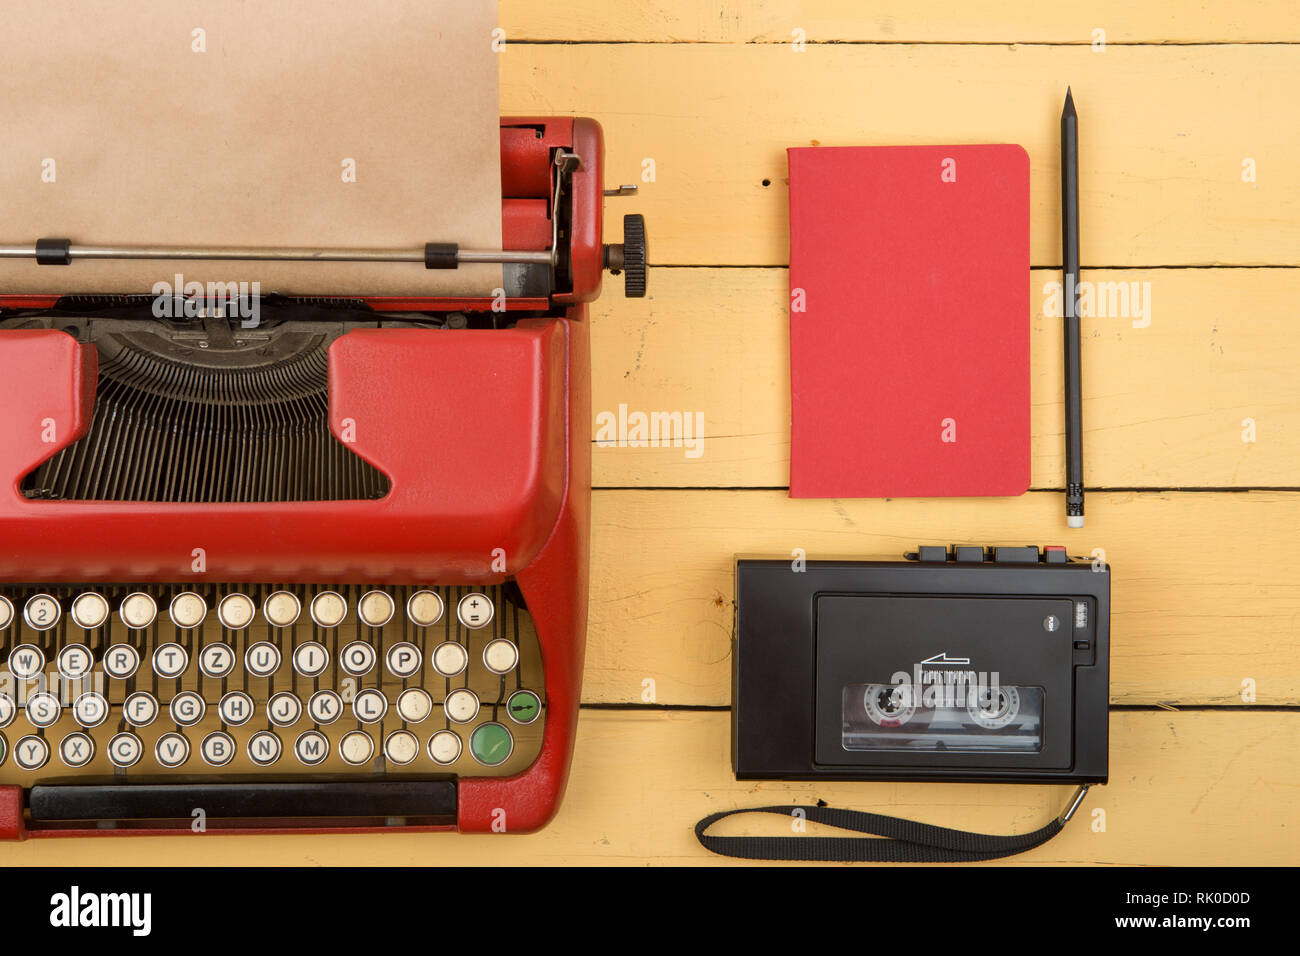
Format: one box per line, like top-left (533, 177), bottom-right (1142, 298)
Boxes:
top-left (592, 267), bottom-right (1300, 489)
top-left (502, 1), bottom-right (1300, 44)
top-left (585, 489), bottom-right (1300, 706)
top-left (502, 44), bottom-right (1300, 266)
top-left (4, 710), bottom-right (1292, 864)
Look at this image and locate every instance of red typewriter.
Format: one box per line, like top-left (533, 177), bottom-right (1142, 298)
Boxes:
top-left (0, 118), bottom-right (647, 838)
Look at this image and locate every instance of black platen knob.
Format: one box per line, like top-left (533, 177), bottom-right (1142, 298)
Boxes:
top-left (621, 214), bottom-right (647, 298)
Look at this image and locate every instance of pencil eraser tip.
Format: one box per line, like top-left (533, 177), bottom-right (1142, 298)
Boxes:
top-left (1067, 516), bottom-right (1085, 529)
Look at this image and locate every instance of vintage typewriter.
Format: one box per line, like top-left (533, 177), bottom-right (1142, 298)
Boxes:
top-left (0, 118), bottom-right (646, 838)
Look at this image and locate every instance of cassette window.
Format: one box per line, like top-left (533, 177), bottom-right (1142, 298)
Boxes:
top-left (813, 593), bottom-right (1077, 771)
top-left (841, 682), bottom-right (1044, 753)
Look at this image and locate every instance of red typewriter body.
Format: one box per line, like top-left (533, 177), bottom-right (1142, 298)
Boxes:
top-left (0, 118), bottom-right (639, 839)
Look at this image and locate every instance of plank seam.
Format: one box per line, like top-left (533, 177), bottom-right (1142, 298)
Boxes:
top-left (643, 263), bottom-right (1300, 271)
top-left (588, 485), bottom-right (1300, 493)
top-left (579, 703), bottom-right (1300, 712)
top-left (508, 40), bottom-right (1300, 48)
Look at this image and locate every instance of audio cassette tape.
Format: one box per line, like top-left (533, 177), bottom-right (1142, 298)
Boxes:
top-left (732, 546), bottom-right (1110, 783)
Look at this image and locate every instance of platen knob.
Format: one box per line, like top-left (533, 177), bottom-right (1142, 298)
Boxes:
top-left (603, 214), bottom-right (648, 298)
top-left (621, 214), bottom-right (647, 298)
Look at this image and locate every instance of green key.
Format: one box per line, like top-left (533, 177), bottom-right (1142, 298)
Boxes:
top-left (507, 690), bottom-right (541, 725)
top-left (469, 722), bottom-right (514, 767)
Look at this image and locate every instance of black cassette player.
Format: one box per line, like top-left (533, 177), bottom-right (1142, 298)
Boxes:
top-left (732, 547), bottom-right (1110, 784)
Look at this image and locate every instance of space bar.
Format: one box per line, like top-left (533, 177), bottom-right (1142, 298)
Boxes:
top-left (29, 779), bottom-right (458, 822)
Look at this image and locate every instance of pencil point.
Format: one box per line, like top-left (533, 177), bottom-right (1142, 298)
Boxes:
top-left (1063, 87), bottom-right (1076, 117)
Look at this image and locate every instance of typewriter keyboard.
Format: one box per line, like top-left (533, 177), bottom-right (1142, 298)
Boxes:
top-left (0, 583), bottom-right (545, 786)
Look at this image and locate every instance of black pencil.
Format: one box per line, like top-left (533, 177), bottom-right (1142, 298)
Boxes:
top-left (1061, 87), bottom-right (1084, 528)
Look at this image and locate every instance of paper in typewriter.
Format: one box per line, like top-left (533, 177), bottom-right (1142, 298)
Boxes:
top-left (0, 0), bottom-right (503, 296)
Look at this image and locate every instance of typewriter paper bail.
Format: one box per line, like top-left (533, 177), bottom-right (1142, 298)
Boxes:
top-left (0, 0), bottom-right (504, 296)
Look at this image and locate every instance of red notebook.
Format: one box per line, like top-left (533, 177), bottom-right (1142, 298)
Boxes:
top-left (788, 144), bottom-right (1030, 498)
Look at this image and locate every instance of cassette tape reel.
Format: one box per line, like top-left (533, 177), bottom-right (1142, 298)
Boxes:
top-left (966, 685), bottom-right (1021, 730)
top-left (861, 683), bottom-right (919, 728)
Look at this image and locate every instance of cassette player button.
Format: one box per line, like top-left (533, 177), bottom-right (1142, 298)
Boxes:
top-left (916, 546), bottom-right (948, 563)
top-left (1044, 545), bottom-right (1068, 564)
top-left (953, 546), bottom-right (985, 563)
top-left (993, 546), bottom-right (1039, 564)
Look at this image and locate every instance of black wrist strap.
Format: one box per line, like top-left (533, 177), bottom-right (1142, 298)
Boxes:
top-left (695, 785), bottom-right (1090, 863)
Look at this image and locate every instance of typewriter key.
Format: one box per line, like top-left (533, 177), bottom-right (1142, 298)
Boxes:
top-left (23, 594), bottom-right (61, 631)
top-left (307, 689), bottom-right (343, 725)
top-left (0, 595), bottom-right (12, 630)
top-left (155, 732), bottom-right (190, 768)
top-left (406, 589), bottom-right (445, 628)
top-left (263, 590), bottom-right (302, 628)
top-left (444, 688), bottom-right (480, 724)
top-left (120, 592), bottom-right (158, 630)
top-left (384, 730), bottom-right (419, 766)
top-left (427, 730), bottom-right (462, 765)
top-left (340, 640), bottom-right (377, 677)
top-left (103, 644), bottom-right (141, 680)
top-left (339, 730), bottom-right (374, 766)
top-left (217, 593), bottom-right (256, 630)
top-left (483, 638), bottom-right (520, 675)
top-left (25, 691), bottom-right (60, 728)
top-left (309, 590), bottom-right (347, 629)
top-left (123, 691), bottom-right (160, 728)
top-left (507, 689), bottom-right (542, 725)
top-left (0, 733), bottom-right (5, 765)
top-left (107, 732), bottom-right (143, 769)
top-left (247, 730), bottom-right (283, 767)
top-left (8, 644), bottom-right (45, 680)
top-left (199, 643), bottom-right (237, 679)
top-left (267, 691), bottom-right (303, 727)
top-left (59, 732), bottom-right (95, 769)
top-left (244, 641), bottom-right (282, 678)
top-left (385, 641), bottom-right (422, 678)
top-left (169, 691), bottom-right (206, 727)
top-left (294, 730), bottom-right (330, 766)
top-left (469, 722), bottom-right (514, 767)
top-left (73, 692), bottom-right (110, 729)
top-left (70, 592), bottom-right (110, 630)
top-left (292, 641), bottom-right (330, 678)
top-left (431, 641), bottom-right (468, 677)
top-left (352, 689), bottom-right (388, 724)
top-left (169, 591), bottom-right (208, 629)
top-left (457, 592), bottom-right (494, 630)
top-left (200, 731), bottom-right (236, 767)
top-left (14, 735), bottom-right (50, 771)
top-left (396, 687), bottom-right (433, 723)
top-left (56, 644), bottom-right (94, 680)
top-left (218, 690), bottom-right (254, 727)
top-left (152, 642), bottom-right (189, 679)
top-left (0, 694), bottom-right (14, 729)
top-left (358, 590), bottom-right (396, 628)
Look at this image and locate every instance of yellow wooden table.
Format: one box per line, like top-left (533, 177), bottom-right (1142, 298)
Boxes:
top-left (4, 1), bottom-right (1298, 866)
